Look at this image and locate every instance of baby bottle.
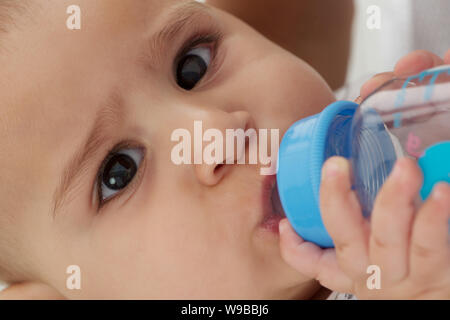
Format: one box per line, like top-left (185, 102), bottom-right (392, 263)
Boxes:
top-left (277, 65), bottom-right (450, 248)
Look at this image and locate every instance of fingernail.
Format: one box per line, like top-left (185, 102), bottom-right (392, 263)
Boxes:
top-left (279, 219), bottom-right (288, 234)
top-left (432, 182), bottom-right (449, 201)
top-left (391, 158), bottom-right (406, 180)
top-left (322, 158), bottom-right (347, 181)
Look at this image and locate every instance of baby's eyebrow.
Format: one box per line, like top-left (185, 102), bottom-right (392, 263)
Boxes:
top-left (52, 92), bottom-right (125, 219)
top-left (139, 1), bottom-right (215, 69)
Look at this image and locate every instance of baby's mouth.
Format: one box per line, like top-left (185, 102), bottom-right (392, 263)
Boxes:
top-left (270, 181), bottom-right (285, 219)
top-left (260, 175), bottom-right (287, 233)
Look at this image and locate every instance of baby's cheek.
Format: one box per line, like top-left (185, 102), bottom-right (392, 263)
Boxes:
top-left (272, 54), bottom-right (335, 120)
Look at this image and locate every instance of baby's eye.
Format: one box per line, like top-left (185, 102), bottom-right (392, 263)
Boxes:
top-left (98, 148), bottom-right (143, 203)
top-left (176, 46), bottom-right (211, 90)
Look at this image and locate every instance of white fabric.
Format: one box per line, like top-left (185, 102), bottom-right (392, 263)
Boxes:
top-left (342, 0), bottom-right (450, 100)
top-left (327, 291), bottom-right (358, 300)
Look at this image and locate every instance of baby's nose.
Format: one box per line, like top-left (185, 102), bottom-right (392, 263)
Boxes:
top-left (193, 110), bottom-right (255, 187)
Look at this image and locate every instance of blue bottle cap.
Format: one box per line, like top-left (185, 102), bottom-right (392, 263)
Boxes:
top-left (277, 101), bottom-right (359, 248)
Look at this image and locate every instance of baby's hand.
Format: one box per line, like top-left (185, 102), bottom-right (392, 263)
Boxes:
top-left (0, 281), bottom-right (65, 300)
top-left (278, 49), bottom-right (450, 299)
top-left (355, 49), bottom-right (450, 104)
top-left (279, 157), bottom-right (450, 299)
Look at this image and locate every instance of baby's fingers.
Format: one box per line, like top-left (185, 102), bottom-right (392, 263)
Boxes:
top-left (359, 72), bottom-right (394, 102)
top-left (0, 282), bottom-right (65, 300)
top-left (370, 158), bottom-right (422, 284)
top-left (359, 50), bottom-right (446, 102)
top-left (394, 50), bottom-right (445, 76)
top-left (444, 49), bottom-right (450, 64)
top-left (278, 219), bottom-right (353, 293)
top-left (319, 157), bottom-right (370, 280)
top-left (409, 183), bottom-right (450, 283)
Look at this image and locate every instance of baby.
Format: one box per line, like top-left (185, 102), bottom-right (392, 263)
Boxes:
top-left (0, 0), bottom-right (449, 299)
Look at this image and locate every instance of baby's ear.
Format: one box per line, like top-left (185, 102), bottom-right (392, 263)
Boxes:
top-left (0, 281), bottom-right (66, 300)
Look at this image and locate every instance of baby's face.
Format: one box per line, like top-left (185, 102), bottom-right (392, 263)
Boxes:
top-left (0, 0), bottom-right (335, 298)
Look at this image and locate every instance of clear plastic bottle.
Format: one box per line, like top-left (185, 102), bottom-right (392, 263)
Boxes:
top-left (277, 65), bottom-right (450, 248)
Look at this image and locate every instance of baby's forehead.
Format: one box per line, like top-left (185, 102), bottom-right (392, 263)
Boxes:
top-left (0, 2), bottom-right (170, 193)
top-left (1, 0), bottom-right (206, 147)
